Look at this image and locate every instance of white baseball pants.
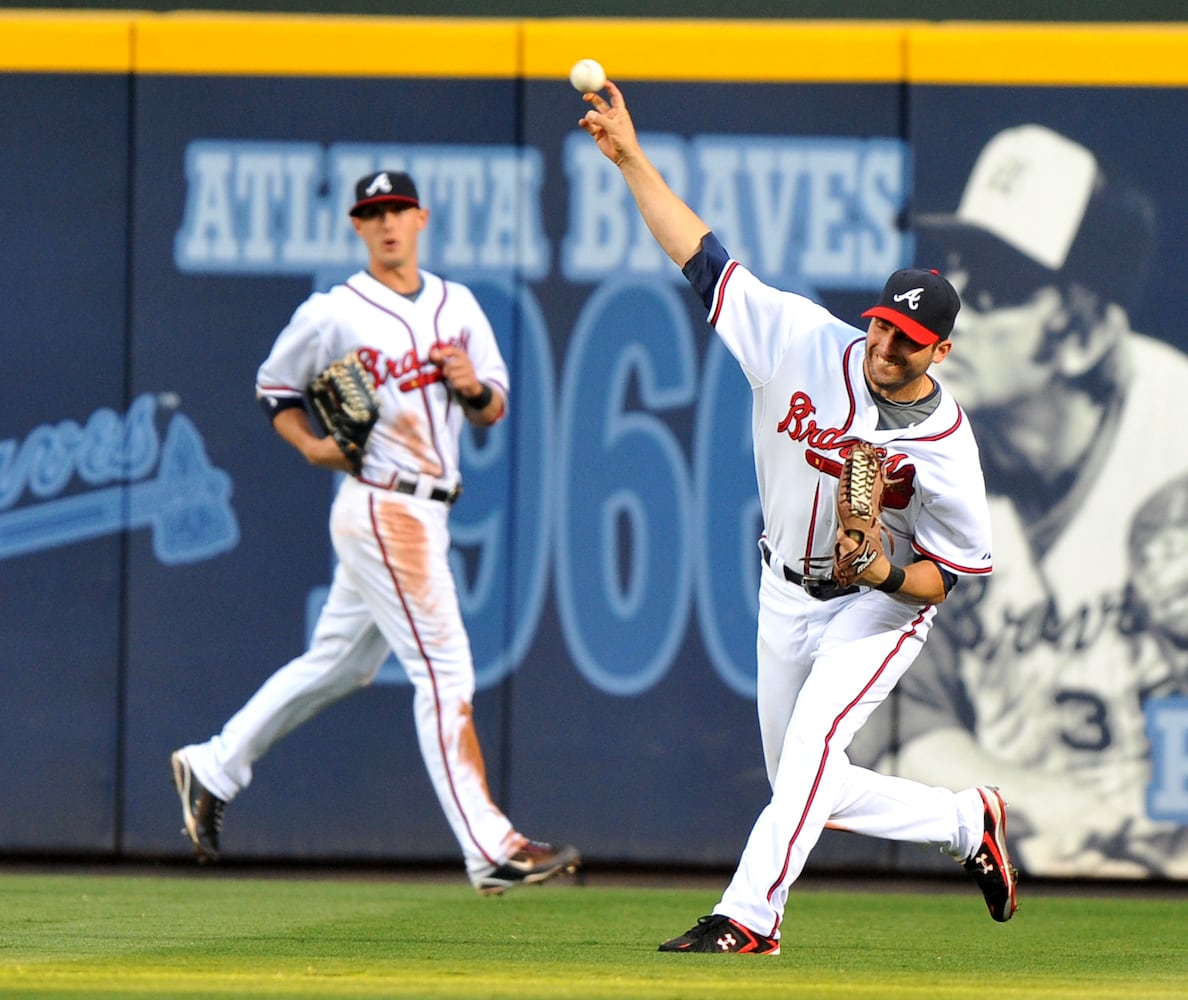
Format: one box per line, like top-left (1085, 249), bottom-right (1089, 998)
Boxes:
top-left (182, 474), bottom-right (520, 877)
top-left (716, 559), bottom-right (986, 938)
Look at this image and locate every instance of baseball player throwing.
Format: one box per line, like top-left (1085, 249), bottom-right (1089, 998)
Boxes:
top-left (170, 169), bottom-right (580, 895)
top-left (578, 82), bottom-right (1013, 952)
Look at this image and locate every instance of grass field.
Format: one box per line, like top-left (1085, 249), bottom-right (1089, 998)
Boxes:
top-left (2, 866), bottom-right (1187, 999)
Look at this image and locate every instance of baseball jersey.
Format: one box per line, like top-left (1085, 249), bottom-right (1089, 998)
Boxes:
top-left (703, 251), bottom-right (992, 583)
top-left (256, 269), bottom-right (509, 489)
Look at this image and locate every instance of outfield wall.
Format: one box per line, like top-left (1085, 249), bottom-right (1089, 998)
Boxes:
top-left (2, 15), bottom-right (1187, 879)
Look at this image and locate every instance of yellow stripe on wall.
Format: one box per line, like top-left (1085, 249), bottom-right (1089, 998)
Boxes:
top-left (910, 22), bottom-right (1188, 87)
top-left (522, 19), bottom-right (910, 83)
top-left (2, 13), bottom-right (1188, 86)
top-left (0, 11), bottom-right (133, 72)
top-left (132, 14), bottom-right (520, 77)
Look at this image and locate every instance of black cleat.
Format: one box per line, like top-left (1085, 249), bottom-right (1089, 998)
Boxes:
top-left (659, 914), bottom-right (780, 955)
top-left (170, 750), bottom-right (225, 863)
top-left (962, 785), bottom-right (1018, 922)
top-left (473, 840), bottom-right (581, 896)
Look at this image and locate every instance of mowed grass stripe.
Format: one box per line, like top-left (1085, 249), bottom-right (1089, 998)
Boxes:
top-left (1, 873), bottom-right (1186, 999)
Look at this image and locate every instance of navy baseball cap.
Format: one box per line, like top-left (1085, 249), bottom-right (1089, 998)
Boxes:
top-left (912, 125), bottom-right (1155, 311)
top-left (862, 267), bottom-right (961, 345)
top-left (349, 170), bottom-right (420, 216)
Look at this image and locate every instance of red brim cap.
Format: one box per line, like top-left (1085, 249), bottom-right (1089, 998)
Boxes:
top-left (349, 194), bottom-right (419, 216)
top-left (861, 305), bottom-right (941, 345)
top-left (349, 170), bottom-right (421, 216)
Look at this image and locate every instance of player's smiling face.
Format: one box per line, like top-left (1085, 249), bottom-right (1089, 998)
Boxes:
top-left (863, 317), bottom-right (950, 402)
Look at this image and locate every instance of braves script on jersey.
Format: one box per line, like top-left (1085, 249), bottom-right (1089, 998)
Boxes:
top-left (257, 270), bottom-right (508, 489)
top-left (710, 260), bottom-right (992, 582)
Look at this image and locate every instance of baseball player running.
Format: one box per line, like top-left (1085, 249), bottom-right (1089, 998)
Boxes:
top-left (578, 82), bottom-right (1012, 953)
top-left (170, 170), bottom-right (580, 895)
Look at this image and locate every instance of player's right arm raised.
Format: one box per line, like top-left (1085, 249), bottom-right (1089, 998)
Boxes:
top-left (580, 82), bottom-right (707, 269)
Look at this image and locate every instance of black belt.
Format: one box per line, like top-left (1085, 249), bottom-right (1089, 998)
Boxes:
top-left (760, 541), bottom-right (858, 602)
top-left (393, 478), bottom-right (462, 506)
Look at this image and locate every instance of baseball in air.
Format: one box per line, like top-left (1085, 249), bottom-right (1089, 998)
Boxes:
top-left (569, 58), bottom-right (606, 93)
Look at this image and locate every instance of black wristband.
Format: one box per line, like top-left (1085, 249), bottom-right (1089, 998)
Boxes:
top-left (460, 383), bottom-right (493, 410)
top-left (875, 564), bottom-right (906, 593)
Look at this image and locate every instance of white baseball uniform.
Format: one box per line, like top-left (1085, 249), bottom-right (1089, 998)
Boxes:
top-left (884, 334), bottom-right (1188, 876)
top-left (690, 242), bottom-right (994, 939)
top-left (180, 268), bottom-right (521, 879)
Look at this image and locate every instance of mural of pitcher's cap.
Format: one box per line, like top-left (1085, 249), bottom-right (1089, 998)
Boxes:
top-left (349, 170), bottom-right (420, 216)
top-left (914, 125), bottom-right (1156, 310)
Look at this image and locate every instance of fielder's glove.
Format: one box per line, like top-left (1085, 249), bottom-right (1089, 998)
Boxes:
top-left (307, 351), bottom-right (379, 475)
top-left (833, 440), bottom-right (891, 587)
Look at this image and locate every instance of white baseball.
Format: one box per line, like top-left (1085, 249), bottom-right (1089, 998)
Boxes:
top-left (569, 58), bottom-right (606, 93)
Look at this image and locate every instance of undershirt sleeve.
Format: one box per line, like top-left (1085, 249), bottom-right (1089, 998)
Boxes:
top-left (680, 232), bottom-right (729, 310)
top-left (258, 394), bottom-right (306, 422)
top-left (916, 553), bottom-right (959, 595)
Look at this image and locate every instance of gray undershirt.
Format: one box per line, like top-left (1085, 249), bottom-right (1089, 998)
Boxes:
top-left (870, 379), bottom-right (942, 430)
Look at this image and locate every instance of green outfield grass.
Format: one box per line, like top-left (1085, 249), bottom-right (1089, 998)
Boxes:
top-left (1, 868), bottom-right (1186, 999)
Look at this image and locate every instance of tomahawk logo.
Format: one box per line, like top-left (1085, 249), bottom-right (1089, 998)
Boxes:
top-left (893, 287), bottom-right (924, 310)
top-left (0, 394), bottom-right (239, 565)
top-left (365, 172), bottom-right (394, 196)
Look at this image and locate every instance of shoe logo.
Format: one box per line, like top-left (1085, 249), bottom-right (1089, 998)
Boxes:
top-left (716, 933), bottom-right (737, 951)
top-left (975, 851), bottom-right (995, 876)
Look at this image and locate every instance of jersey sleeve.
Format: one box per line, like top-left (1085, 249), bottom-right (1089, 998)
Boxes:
top-left (911, 424), bottom-right (994, 578)
top-left (700, 246), bottom-right (845, 387)
top-left (255, 293), bottom-right (335, 414)
top-left (913, 490), bottom-right (994, 577)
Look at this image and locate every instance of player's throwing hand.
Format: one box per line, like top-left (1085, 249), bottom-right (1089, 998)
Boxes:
top-left (579, 81), bottom-right (638, 165)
